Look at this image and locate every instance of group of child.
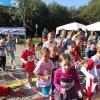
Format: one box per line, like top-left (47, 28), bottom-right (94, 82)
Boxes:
top-left (0, 30), bottom-right (100, 100)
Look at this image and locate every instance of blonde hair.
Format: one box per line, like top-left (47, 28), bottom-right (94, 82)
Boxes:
top-left (26, 38), bottom-right (32, 44)
top-left (48, 32), bottom-right (55, 38)
top-left (49, 45), bottom-right (57, 51)
top-left (41, 47), bottom-right (50, 54)
top-left (0, 39), bottom-right (5, 44)
top-left (97, 41), bottom-right (100, 50)
top-left (59, 53), bottom-right (71, 64)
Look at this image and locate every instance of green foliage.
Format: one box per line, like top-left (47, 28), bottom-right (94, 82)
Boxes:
top-left (79, 0), bottom-right (100, 24)
top-left (0, 0), bottom-right (100, 37)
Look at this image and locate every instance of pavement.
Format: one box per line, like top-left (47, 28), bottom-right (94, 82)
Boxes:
top-left (0, 44), bottom-right (86, 100)
top-left (0, 44), bottom-right (46, 100)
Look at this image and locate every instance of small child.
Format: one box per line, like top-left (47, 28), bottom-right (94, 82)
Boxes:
top-left (0, 39), bottom-right (6, 71)
top-left (43, 32), bottom-right (56, 49)
top-left (75, 38), bottom-right (81, 57)
top-left (85, 41), bottom-right (97, 61)
top-left (57, 40), bottom-right (64, 54)
top-left (49, 46), bottom-right (59, 99)
top-left (21, 38), bottom-right (36, 87)
top-left (64, 41), bottom-right (79, 67)
top-left (81, 41), bottom-right (100, 100)
top-left (54, 53), bottom-right (83, 100)
top-left (6, 35), bottom-right (16, 68)
top-left (34, 47), bottom-right (53, 97)
top-left (35, 36), bottom-right (47, 50)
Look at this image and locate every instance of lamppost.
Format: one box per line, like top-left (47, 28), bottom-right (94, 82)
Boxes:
top-left (35, 24), bottom-right (38, 37)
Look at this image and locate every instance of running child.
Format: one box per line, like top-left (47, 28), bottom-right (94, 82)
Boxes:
top-left (21, 38), bottom-right (36, 87)
top-left (34, 47), bottom-right (53, 97)
top-left (6, 34), bottom-right (16, 68)
top-left (54, 53), bottom-right (83, 100)
top-left (0, 39), bottom-right (6, 71)
top-left (81, 41), bottom-right (100, 100)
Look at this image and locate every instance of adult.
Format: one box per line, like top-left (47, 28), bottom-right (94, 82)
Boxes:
top-left (88, 31), bottom-right (97, 42)
top-left (72, 28), bottom-right (84, 42)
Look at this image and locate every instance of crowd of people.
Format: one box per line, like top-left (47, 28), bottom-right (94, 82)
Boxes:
top-left (0, 28), bottom-right (100, 100)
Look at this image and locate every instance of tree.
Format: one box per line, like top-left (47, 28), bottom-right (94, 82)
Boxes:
top-left (79, 0), bottom-right (100, 24)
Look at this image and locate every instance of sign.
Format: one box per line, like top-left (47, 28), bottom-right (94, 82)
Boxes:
top-left (0, 27), bottom-right (25, 35)
top-left (0, 0), bottom-right (19, 8)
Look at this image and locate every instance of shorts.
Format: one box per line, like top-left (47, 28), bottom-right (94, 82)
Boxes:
top-left (8, 51), bottom-right (15, 60)
top-left (41, 85), bottom-right (51, 96)
top-left (24, 62), bottom-right (35, 72)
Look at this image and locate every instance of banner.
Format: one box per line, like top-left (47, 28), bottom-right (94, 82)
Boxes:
top-left (0, 27), bottom-right (25, 35)
top-left (0, 0), bottom-right (19, 8)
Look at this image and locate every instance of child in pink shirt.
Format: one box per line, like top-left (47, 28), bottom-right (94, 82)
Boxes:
top-left (34, 47), bottom-right (53, 97)
top-left (54, 53), bottom-right (83, 100)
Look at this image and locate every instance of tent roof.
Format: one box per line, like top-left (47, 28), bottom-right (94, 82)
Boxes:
top-left (86, 22), bottom-right (100, 31)
top-left (56, 22), bottom-right (85, 34)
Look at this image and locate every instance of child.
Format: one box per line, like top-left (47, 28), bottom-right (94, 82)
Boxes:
top-left (81, 41), bottom-right (100, 100)
top-left (75, 38), bottom-right (82, 57)
top-left (0, 39), bottom-right (6, 71)
top-left (54, 53), bottom-right (83, 100)
top-left (49, 46), bottom-right (59, 99)
top-left (64, 41), bottom-right (79, 67)
top-left (34, 47), bottom-right (53, 97)
top-left (35, 36), bottom-right (47, 50)
top-left (6, 35), bottom-right (16, 68)
top-left (57, 40), bottom-right (64, 54)
top-left (62, 31), bottom-right (74, 50)
top-left (21, 38), bottom-right (36, 87)
top-left (43, 32), bottom-right (56, 49)
top-left (85, 41), bottom-right (97, 61)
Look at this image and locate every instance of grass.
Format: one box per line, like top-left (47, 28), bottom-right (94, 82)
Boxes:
top-left (32, 38), bottom-right (41, 44)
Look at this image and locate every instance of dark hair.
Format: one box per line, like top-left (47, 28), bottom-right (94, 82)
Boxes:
top-left (77, 28), bottom-right (83, 32)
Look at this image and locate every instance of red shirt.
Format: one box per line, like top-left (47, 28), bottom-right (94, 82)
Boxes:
top-left (75, 45), bottom-right (81, 56)
top-left (21, 49), bottom-right (35, 72)
top-left (0, 86), bottom-right (10, 96)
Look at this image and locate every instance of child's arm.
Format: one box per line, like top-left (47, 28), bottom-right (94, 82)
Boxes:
top-left (21, 50), bottom-right (27, 63)
top-left (21, 58), bottom-right (27, 64)
top-left (35, 74), bottom-right (50, 80)
top-left (81, 59), bottom-right (97, 81)
top-left (53, 69), bottom-right (62, 92)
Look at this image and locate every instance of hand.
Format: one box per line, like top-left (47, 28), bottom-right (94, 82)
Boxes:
top-left (44, 75), bottom-right (50, 80)
top-left (61, 88), bottom-right (66, 94)
top-left (93, 78), bottom-right (98, 83)
top-left (78, 90), bottom-right (83, 98)
top-left (7, 52), bottom-right (9, 56)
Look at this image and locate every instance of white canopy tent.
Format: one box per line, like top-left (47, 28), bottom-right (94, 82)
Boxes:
top-left (86, 22), bottom-right (100, 31)
top-left (56, 22), bottom-right (86, 34)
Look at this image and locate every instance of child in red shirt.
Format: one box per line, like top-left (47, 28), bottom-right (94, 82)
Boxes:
top-left (21, 38), bottom-right (36, 87)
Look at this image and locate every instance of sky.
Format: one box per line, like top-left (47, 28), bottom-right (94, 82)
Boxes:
top-left (42, 0), bottom-right (90, 8)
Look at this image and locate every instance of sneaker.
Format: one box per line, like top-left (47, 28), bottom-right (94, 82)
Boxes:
top-left (12, 65), bottom-right (15, 69)
top-left (39, 92), bottom-right (49, 97)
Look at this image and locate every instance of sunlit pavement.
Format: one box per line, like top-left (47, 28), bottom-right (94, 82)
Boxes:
top-left (0, 44), bottom-right (86, 100)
